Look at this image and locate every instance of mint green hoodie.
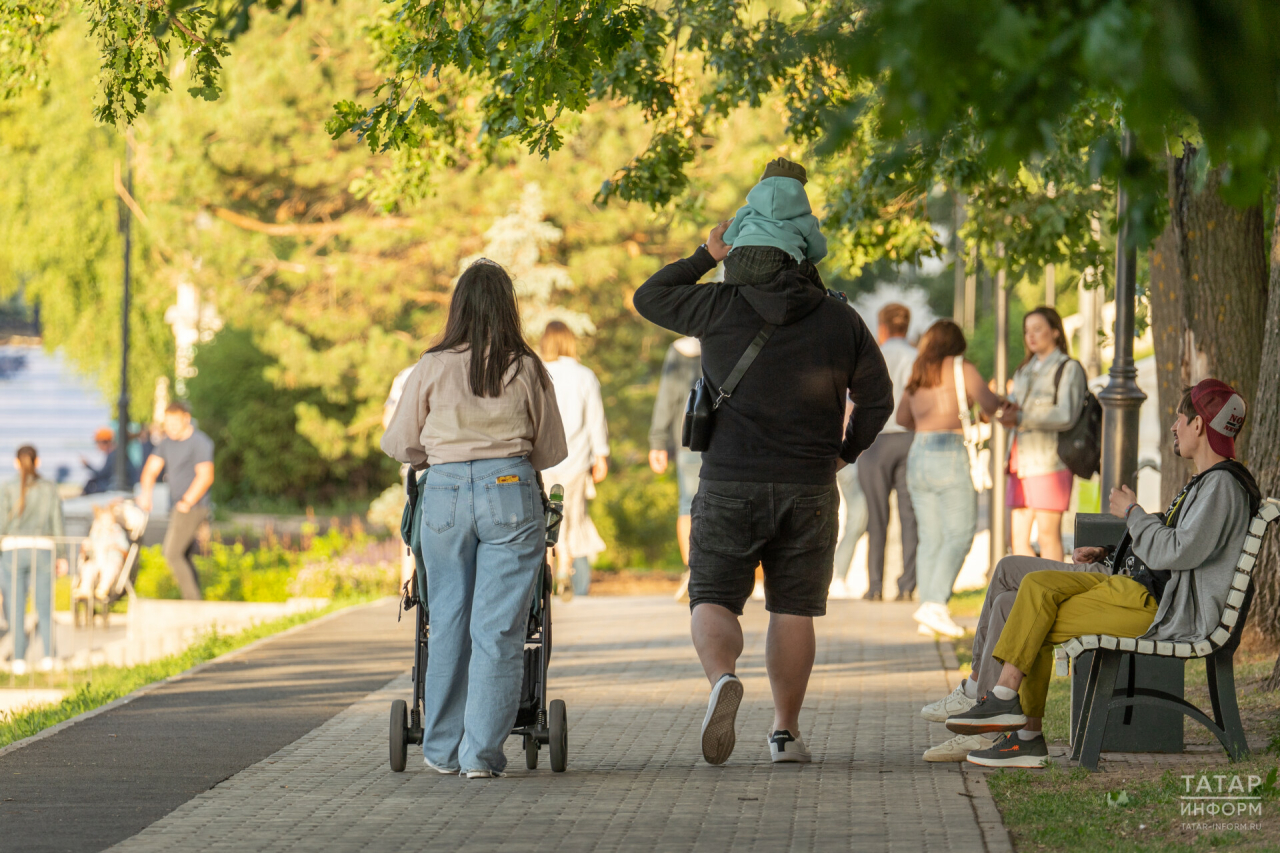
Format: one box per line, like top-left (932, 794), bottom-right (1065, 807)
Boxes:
top-left (723, 176), bottom-right (827, 263)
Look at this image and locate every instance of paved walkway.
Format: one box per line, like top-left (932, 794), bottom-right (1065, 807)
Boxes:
top-left (90, 596), bottom-right (1001, 853)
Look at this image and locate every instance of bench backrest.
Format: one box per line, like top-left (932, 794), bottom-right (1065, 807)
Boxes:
top-left (1207, 497), bottom-right (1279, 655)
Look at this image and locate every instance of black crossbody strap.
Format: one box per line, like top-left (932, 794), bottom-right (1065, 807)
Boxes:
top-left (713, 323), bottom-right (776, 409)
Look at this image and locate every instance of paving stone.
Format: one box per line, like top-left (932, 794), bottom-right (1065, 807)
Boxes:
top-left (108, 596), bottom-right (992, 852)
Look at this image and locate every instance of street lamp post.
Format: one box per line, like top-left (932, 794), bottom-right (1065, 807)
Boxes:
top-left (115, 139), bottom-right (132, 492)
top-left (1098, 127), bottom-right (1147, 499)
top-left (990, 243), bottom-right (1008, 575)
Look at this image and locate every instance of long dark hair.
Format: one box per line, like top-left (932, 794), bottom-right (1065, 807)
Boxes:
top-left (906, 320), bottom-right (967, 393)
top-left (428, 260), bottom-right (549, 397)
top-left (1019, 306), bottom-right (1071, 368)
top-left (13, 445), bottom-right (38, 519)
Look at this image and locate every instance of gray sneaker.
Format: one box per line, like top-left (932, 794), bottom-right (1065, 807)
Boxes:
top-left (965, 732), bottom-right (1050, 768)
top-left (945, 691), bottom-right (1027, 735)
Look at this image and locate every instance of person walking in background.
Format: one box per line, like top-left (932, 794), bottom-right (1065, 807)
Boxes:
top-left (540, 321), bottom-right (610, 599)
top-left (384, 363), bottom-right (419, 588)
top-left (381, 259), bottom-right (567, 779)
top-left (897, 321), bottom-right (1011, 639)
top-left (649, 336), bottom-right (703, 600)
top-left (831, 394), bottom-right (868, 596)
top-left (1007, 308), bottom-right (1087, 562)
top-left (857, 303), bottom-right (919, 601)
top-left (137, 401), bottom-right (215, 600)
top-left (0, 446), bottom-right (67, 674)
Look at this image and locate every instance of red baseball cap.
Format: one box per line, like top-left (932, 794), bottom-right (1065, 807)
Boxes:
top-left (1190, 379), bottom-right (1246, 458)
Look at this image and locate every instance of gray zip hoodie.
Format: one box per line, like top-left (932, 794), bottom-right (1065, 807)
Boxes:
top-left (1131, 467), bottom-right (1257, 643)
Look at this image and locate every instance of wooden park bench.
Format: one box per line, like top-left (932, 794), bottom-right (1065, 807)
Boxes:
top-left (1059, 496), bottom-right (1280, 771)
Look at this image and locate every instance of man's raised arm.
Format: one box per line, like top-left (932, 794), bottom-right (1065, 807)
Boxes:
top-left (632, 221), bottom-right (731, 337)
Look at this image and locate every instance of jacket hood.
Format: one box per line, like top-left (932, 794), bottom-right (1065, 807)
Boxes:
top-left (744, 177), bottom-right (813, 222)
top-left (739, 269), bottom-right (827, 325)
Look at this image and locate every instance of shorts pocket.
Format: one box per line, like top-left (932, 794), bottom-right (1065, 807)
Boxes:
top-left (788, 492), bottom-right (835, 551)
top-left (692, 492), bottom-right (753, 557)
top-left (424, 485), bottom-right (459, 533)
top-left (487, 481), bottom-right (532, 529)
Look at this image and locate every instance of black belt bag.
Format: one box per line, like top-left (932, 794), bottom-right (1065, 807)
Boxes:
top-left (682, 322), bottom-right (775, 452)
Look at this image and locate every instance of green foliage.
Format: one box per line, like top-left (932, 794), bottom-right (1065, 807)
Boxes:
top-left (133, 528), bottom-right (399, 602)
top-left (590, 465), bottom-right (682, 570)
top-left (0, 0), bottom-right (67, 98)
top-left (0, 601), bottom-right (353, 748)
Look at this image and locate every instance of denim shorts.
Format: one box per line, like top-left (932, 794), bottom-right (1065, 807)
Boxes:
top-left (688, 479), bottom-right (839, 617)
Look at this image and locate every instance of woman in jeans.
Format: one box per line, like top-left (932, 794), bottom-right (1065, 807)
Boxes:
top-left (1007, 307), bottom-right (1087, 562)
top-left (897, 321), bottom-right (1009, 638)
top-left (381, 260), bottom-right (567, 779)
top-left (1, 445), bottom-right (67, 674)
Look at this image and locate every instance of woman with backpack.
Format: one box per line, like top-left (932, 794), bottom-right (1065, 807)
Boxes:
top-left (1, 445), bottom-right (67, 674)
top-left (1007, 307), bottom-right (1088, 562)
top-left (380, 259), bottom-right (568, 779)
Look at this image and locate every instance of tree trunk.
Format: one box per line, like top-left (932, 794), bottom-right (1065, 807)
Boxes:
top-left (1252, 179), bottom-right (1280, 686)
top-left (1147, 225), bottom-right (1194, 506)
top-left (1167, 145), bottom-right (1269, 464)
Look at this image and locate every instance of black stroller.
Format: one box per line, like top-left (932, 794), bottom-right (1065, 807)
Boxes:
top-left (389, 468), bottom-right (568, 773)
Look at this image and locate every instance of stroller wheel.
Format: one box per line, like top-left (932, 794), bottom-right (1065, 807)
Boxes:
top-left (525, 734), bottom-right (539, 769)
top-left (389, 699), bottom-right (409, 772)
top-left (549, 699), bottom-right (568, 773)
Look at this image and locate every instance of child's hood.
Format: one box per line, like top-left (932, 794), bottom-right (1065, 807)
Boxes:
top-left (744, 177), bottom-right (813, 222)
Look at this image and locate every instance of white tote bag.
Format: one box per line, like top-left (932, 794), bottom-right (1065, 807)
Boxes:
top-left (953, 357), bottom-right (993, 492)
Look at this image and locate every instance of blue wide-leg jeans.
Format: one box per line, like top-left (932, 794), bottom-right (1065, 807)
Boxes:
top-left (420, 457), bottom-right (545, 774)
top-left (905, 433), bottom-right (977, 605)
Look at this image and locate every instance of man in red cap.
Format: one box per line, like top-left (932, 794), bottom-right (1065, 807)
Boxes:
top-left (938, 378), bottom-right (1262, 768)
top-left (82, 427), bottom-right (134, 494)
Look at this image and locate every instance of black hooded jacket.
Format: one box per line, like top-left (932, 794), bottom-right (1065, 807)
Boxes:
top-left (633, 246), bottom-right (894, 485)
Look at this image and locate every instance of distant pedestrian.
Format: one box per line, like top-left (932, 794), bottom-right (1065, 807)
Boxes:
top-left (857, 303), bottom-right (919, 600)
top-left (137, 401), bottom-right (215, 600)
top-left (384, 364), bottom-right (418, 588)
top-left (540, 321), bottom-right (610, 598)
top-left (82, 428), bottom-right (135, 495)
top-left (832, 395), bottom-right (868, 594)
top-left (649, 337), bottom-right (703, 598)
top-left (897, 321), bottom-right (1010, 638)
top-left (0, 445), bottom-right (67, 674)
top-left (381, 258), bottom-right (567, 779)
top-left (1007, 308), bottom-right (1087, 562)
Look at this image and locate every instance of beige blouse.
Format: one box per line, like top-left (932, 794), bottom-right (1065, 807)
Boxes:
top-left (381, 349), bottom-right (568, 471)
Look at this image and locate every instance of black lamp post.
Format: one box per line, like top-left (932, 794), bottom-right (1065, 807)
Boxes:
top-left (115, 139), bottom-right (132, 492)
top-left (1098, 127), bottom-right (1147, 498)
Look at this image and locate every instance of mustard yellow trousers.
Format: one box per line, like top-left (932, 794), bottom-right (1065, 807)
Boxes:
top-left (990, 570), bottom-right (1158, 717)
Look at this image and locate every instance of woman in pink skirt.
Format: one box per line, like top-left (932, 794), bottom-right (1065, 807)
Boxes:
top-left (1006, 307), bottom-right (1087, 561)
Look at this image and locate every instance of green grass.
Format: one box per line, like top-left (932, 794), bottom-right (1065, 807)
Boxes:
top-left (0, 597), bottom-right (368, 749)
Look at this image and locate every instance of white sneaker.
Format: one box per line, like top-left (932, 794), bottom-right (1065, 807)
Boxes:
top-left (913, 602), bottom-right (965, 639)
top-left (920, 683), bottom-right (977, 722)
top-left (701, 673), bottom-right (743, 765)
top-left (424, 757), bottom-right (459, 774)
top-left (923, 732), bottom-right (997, 762)
top-left (769, 730), bottom-right (812, 763)
top-left (464, 769), bottom-right (506, 779)
top-left (37, 657), bottom-right (54, 673)
top-left (11, 659), bottom-right (26, 676)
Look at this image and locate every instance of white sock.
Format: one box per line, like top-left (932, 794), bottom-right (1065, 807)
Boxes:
top-left (1017, 729), bottom-right (1041, 741)
top-left (991, 685), bottom-right (1017, 700)
top-left (962, 679), bottom-right (979, 700)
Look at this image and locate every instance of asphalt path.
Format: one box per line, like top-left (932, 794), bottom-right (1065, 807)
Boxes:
top-left (0, 598), bottom-right (412, 853)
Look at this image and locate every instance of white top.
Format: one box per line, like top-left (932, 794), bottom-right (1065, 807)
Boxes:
top-left (542, 357), bottom-right (610, 480)
top-left (879, 336), bottom-right (918, 434)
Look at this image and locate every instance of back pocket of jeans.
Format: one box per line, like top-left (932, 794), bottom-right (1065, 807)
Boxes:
top-left (692, 492), bottom-right (752, 557)
top-left (788, 492), bottom-right (835, 551)
top-left (424, 485), bottom-right (459, 533)
top-left (487, 481), bottom-right (532, 529)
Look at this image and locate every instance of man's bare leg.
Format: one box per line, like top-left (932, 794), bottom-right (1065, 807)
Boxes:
top-left (766, 613), bottom-right (814, 733)
top-left (691, 602), bottom-right (743, 683)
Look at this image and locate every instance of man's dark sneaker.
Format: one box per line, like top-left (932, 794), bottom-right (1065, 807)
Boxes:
top-left (965, 732), bottom-right (1050, 768)
top-left (895, 590), bottom-right (913, 602)
top-left (701, 673), bottom-right (743, 765)
top-left (862, 590), bottom-right (883, 601)
top-left (945, 691), bottom-right (1028, 735)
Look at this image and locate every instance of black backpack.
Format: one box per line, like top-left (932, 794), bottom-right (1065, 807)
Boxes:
top-left (1051, 359), bottom-right (1102, 479)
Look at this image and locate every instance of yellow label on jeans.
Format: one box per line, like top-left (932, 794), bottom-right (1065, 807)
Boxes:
top-left (496, 475), bottom-right (519, 484)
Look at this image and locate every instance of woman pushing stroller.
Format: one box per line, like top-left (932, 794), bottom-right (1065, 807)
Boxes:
top-left (381, 258), bottom-right (568, 779)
